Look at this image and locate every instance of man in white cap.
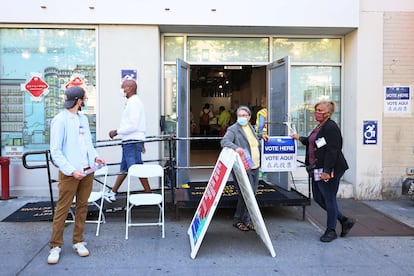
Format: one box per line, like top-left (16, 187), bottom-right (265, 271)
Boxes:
top-left (48, 86), bottom-right (105, 265)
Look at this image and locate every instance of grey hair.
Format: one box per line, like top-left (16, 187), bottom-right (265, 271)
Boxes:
top-left (236, 105), bottom-right (251, 116)
top-left (315, 100), bottom-right (336, 114)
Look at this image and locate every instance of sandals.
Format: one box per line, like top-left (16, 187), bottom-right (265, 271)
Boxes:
top-left (245, 223), bottom-right (255, 231)
top-left (233, 222), bottom-right (249, 231)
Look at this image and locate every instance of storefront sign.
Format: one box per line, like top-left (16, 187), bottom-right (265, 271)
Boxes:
top-left (384, 86), bottom-right (411, 114)
top-left (261, 137), bottom-right (296, 172)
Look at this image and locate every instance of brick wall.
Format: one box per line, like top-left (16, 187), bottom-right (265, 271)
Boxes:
top-left (382, 12), bottom-right (414, 198)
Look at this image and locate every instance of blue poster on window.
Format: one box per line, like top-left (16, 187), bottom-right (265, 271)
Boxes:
top-left (363, 120), bottom-right (377, 145)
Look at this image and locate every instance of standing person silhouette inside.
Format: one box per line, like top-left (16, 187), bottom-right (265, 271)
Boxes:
top-left (199, 103), bottom-right (214, 136)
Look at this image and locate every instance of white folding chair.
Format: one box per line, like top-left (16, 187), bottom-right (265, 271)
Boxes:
top-left (125, 164), bottom-right (165, 240)
top-left (67, 165), bottom-right (108, 236)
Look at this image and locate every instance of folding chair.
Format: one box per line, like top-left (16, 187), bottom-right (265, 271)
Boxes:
top-left (125, 164), bottom-right (165, 239)
top-left (67, 165), bottom-right (108, 236)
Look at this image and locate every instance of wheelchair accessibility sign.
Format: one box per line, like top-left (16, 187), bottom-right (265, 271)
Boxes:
top-left (363, 120), bottom-right (377, 145)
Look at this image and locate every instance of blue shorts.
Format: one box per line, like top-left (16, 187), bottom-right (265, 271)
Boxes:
top-left (120, 140), bottom-right (144, 173)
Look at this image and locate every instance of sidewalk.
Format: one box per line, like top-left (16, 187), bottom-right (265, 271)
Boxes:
top-left (1, 197), bottom-right (414, 276)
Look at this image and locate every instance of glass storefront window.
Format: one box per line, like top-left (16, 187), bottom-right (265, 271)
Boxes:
top-left (0, 28), bottom-right (96, 158)
top-left (290, 66), bottom-right (341, 154)
top-left (163, 64), bottom-right (177, 135)
top-left (164, 36), bottom-right (184, 62)
top-left (273, 38), bottom-right (341, 63)
top-left (187, 37), bottom-right (269, 63)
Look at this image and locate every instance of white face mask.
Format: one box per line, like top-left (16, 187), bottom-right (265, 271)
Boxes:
top-left (119, 89), bottom-right (126, 98)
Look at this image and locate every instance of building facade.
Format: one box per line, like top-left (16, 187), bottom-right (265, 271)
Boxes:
top-left (0, 0), bottom-right (413, 200)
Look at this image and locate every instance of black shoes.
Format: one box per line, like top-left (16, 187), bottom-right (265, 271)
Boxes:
top-left (320, 217), bottom-right (355, 242)
top-left (320, 228), bottom-right (337, 242)
top-left (340, 217), bottom-right (356, 237)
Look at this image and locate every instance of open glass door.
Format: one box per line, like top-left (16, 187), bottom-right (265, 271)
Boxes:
top-left (176, 58), bottom-right (191, 187)
top-left (267, 56), bottom-right (291, 190)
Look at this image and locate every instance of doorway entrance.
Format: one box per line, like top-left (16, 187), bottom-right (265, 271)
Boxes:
top-left (176, 57), bottom-right (290, 188)
top-left (189, 65), bottom-right (266, 166)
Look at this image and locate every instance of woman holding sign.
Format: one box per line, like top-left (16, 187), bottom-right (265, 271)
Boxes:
top-left (291, 100), bottom-right (355, 242)
top-left (221, 106), bottom-right (269, 231)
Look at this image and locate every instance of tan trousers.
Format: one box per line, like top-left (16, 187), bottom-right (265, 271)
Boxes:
top-left (50, 171), bottom-right (94, 248)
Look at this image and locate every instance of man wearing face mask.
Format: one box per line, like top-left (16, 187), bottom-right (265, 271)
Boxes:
top-left (48, 86), bottom-right (105, 264)
top-left (291, 100), bottom-right (355, 242)
top-left (221, 105), bottom-right (269, 231)
top-left (105, 79), bottom-right (151, 203)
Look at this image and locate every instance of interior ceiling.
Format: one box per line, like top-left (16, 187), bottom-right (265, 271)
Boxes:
top-left (160, 25), bottom-right (356, 36)
top-left (190, 65), bottom-right (253, 90)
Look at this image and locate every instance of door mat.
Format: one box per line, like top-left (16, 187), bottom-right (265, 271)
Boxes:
top-left (2, 201), bottom-right (99, 222)
top-left (306, 199), bottom-right (414, 236)
top-left (176, 180), bottom-right (310, 209)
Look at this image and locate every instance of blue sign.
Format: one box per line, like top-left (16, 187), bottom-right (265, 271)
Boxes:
top-left (121, 69), bottom-right (137, 81)
top-left (385, 86), bottom-right (410, 100)
top-left (363, 120), bottom-right (377, 145)
top-left (261, 136), bottom-right (296, 172)
top-left (263, 137), bottom-right (296, 154)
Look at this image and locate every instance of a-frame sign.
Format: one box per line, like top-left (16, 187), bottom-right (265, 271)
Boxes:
top-left (187, 147), bottom-right (276, 259)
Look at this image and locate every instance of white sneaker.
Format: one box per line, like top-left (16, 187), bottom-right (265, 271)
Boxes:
top-left (47, 246), bottom-right (61, 264)
top-left (72, 242), bottom-right (89, 257)
top-left (104, 190), bottom-right (116, 203)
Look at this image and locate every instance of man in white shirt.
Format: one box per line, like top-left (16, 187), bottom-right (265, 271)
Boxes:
top-left (105, 79), bottom-right (151, 202)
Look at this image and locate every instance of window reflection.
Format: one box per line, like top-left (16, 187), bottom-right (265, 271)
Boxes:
top-left (0, 28), bottom-right (96, 158)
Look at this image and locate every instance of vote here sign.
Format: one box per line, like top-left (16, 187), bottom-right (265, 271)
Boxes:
top-left (261, 136), bottom-right (296, 172)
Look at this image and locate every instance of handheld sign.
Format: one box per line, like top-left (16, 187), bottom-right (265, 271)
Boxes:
top-left (261, 136), bottom-right (296, 172)
top-left (188, 147), bottom-right (276, 259)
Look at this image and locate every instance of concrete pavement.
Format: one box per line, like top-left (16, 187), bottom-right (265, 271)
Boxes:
top-left (1, 197), bottom-right (414, 276)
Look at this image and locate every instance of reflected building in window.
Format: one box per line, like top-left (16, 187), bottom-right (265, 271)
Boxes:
top-left (0, 78), bottom-right (25, 157)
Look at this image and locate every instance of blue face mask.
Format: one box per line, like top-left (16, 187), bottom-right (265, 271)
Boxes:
top-left (237, 117), bottom-right (248, 126)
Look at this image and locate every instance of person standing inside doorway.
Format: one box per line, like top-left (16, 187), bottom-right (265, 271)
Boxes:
top-left (217, 105), bottom-right (231, 136)
top-left (48, 86), bottom-right (105, 264)
top-left (105, 79), bottom-right (151, 202)
top-left (199, 103), bottom-right (214, 135)
top-left (255, 95), bottom-right (267, 135)
top-left (291, 100), bottom-right (355, 242)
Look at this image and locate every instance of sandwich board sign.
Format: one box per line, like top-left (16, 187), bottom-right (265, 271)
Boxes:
top-left (187, 147), bottom-right (276, 259)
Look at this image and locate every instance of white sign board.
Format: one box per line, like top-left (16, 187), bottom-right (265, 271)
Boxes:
top-left (187, 147), bottom-right (276, 259)
top-left (384, 86), bottom-right (411, 114)
top-left (261, 136), bottom-right (296, 172)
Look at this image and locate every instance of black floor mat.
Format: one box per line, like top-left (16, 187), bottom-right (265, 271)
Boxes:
top-left (2, 201), bottom-right (99, 222)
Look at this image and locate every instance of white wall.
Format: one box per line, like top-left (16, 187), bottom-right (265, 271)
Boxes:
top-left (96, 25), bottom-right (161, 165)
top-left (1, 0), bottom-right (359, 28)
top-left (352, 12), bottom-right (384, 199)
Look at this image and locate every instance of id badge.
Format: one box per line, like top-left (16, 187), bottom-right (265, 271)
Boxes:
top-left (315, 137), bottom-right (327, 148)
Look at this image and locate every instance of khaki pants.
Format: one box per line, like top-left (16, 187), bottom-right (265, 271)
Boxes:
top-left (50, 171), bottom-right (94, 248)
